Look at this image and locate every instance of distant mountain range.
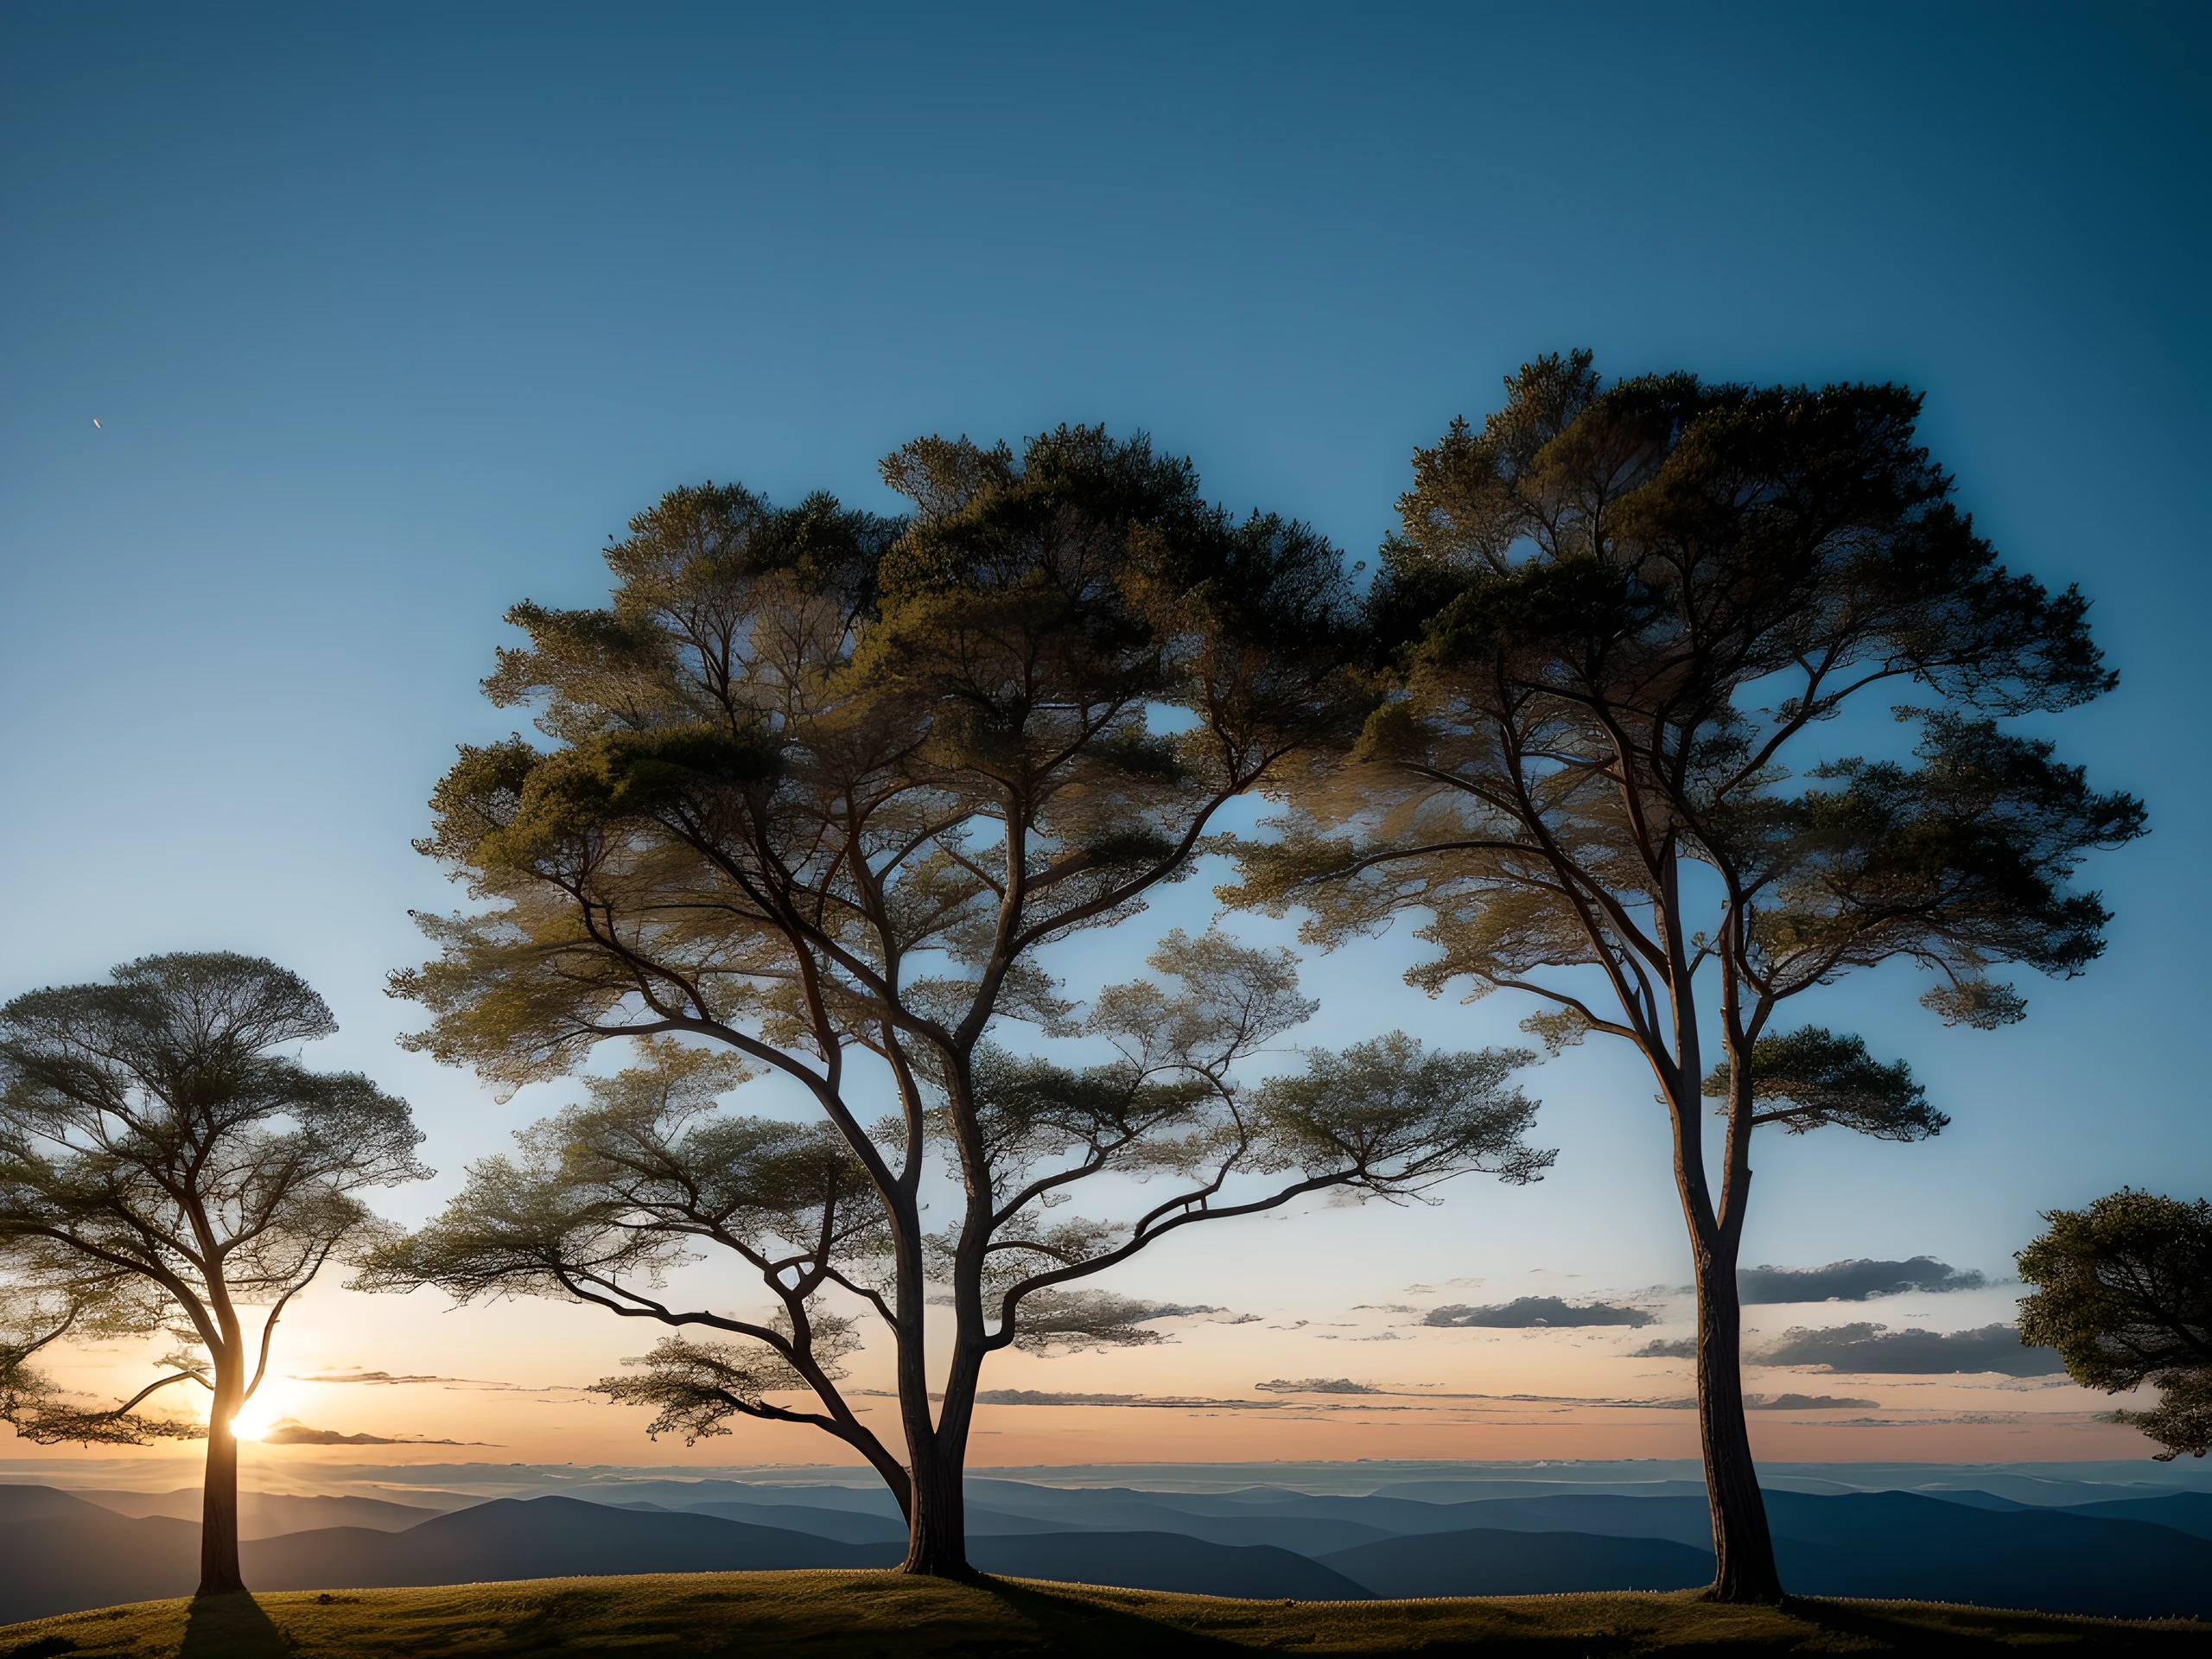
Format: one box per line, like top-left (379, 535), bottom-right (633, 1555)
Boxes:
top-left (3, 1475), bottom-right (2209, 1626)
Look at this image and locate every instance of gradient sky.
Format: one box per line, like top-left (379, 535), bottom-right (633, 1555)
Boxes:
top-left (3, 3), bottom-right (2208, 1472)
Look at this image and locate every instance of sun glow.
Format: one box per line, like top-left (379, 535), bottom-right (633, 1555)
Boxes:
top-left (227, 1404), bottom-right (280, 1441)
top-left (226, 1385), bottom-right (302, 1443)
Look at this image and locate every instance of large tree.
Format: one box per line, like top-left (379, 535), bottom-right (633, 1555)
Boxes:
top-left (2018, 1190), bottom-right (2212, 1461)
top-left (391, 433), bottom-right (1548, 1576)
top-left (1224, 353), bottom-right (2144, 1599)
top-left (0, 952), bottom-right (426, 1597)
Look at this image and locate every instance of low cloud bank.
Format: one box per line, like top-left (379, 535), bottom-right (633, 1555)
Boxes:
top-left (259, 1421), bottom-right (484, 1446)
top-left (1738, 1257), bottom-right (1987, 1304)
top-left (1254, 1377), bottom-right (1380, 1395)
top-left (1427, 1296), bottom-right (1655, 1328)
top-left (1758, 1323), bottom-right (2065, 1376)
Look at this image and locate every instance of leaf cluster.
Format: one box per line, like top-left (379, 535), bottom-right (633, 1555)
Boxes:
top-left (592, 1318), bottom-right (863, 1446)
top-left (1701, 1027), bottom-right (1943, 1141)
top-left (2018, 1190), bottom-right (2212, 1459)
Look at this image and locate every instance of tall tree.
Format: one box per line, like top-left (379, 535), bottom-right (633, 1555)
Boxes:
top-left (2018, 1190), bottom-right (2212, 1461)
top-left (1224, 353), bottom-right (2144, 1599)
top-left (392, 440), bottom-right (1548, 1575)
top-left (0, 953), bottom-right (426, 1598)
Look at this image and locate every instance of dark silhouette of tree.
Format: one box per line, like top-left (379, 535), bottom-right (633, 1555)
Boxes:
top-left (1224, 353), bottom-right (2143, 1600)
top-left (386, 437), bottom-right (1549, 1576)
top-left (0, 953), bottom-right (426, 1597)
top-left (2019, 1190), bottom-right (2212, 1460)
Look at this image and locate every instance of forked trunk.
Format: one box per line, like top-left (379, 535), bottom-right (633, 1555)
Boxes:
top-left (1692, 1243), bottom-right (1782, 1602)
top-left (197, 1398), bottom-right (245, 1598)
top-left (892, 1330), bottom-right (975, 1578)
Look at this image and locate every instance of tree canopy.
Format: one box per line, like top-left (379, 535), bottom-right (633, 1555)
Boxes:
top-left (2019, 1191), bottom-right (2212, 1460)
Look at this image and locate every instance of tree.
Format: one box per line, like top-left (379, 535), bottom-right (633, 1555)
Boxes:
top-left (0, 953), bottom-right (428, 1598)
top-left (389, 435), bottom-right (1548, 1575)
top-left (2018, 1190), bottom-right (2212, 1460)
top-left (1223, 353), bottom-right (2144, 1599)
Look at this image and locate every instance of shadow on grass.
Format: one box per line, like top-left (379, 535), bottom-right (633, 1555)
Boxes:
top-left (1780, 1596), bottom-right (2197, 1653)
top-left (180, 1593), bottom-right (289, 1659)
top-left (972, 1578), bottom-right (1239, 1656)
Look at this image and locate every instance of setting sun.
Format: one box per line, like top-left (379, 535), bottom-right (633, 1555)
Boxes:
top-left (226, 1410), bottom-right (273, 1442)
top-left (226, 1389), bottom-right (298, 1443)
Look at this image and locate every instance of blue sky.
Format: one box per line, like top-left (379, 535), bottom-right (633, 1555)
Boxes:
top-left (3, 3), bottom-right (2207, 1462)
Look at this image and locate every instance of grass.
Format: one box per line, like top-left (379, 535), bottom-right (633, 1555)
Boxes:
top-left (0, 1573), bottom-right (2204, 1658)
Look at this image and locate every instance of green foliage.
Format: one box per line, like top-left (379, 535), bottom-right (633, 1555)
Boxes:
top-left (995, 1289), bottom-right (1172, 1353)
top-left (594, 1322), bottom-right (862, 1446)
top-left (2018, 1191), bottom-right (2212, 1459)
top-left (2111, 1373), bottom-right (2212, 1464)
top-left (1254, 1034), bottom-right (1550, 1192)
top-left (1701, 1028), bottom-right (1942, 1141)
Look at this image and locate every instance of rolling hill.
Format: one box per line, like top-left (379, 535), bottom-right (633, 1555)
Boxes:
top-left (4, 1474), bottom-right (2212, 1624)
top-left (3, 1571), bottom-right (2205, 1658)
top-left (1319, 1526), bottom-right (1716, 1596)
top-left (0, 1510), bottom-right (201, 1624)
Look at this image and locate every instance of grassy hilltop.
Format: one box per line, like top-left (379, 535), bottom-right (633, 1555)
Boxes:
top-left (1, 1573), bottom-right (2206, 1658)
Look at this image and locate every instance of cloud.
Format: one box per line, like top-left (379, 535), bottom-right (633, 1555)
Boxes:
top-left (1254, 1377), bottom-right (1379, 1395)
top-left (1737, 1257), bottom-right (1987, 1304)
top-left (1627, 1337), bottom-right (1699, 1358)
top-left (1426, 1296), bottom-right (1656, 1329)
top-left (973, 1389), bottom-right (1285, 1409)
top-left (259, 1421), bottom-right (487, 1446)
top-left (1748, 1393), bottom-right (1880, 1410)
top-left (291, 1370), bottom-right (589, 1395)
top-left (974, 1389), bottom-right (1137, 1406)
top-left (1755, 1323), bottom-right (2065, 1376)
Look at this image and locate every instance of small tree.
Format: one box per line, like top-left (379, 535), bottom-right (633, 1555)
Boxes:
top-left (391, 435), bottom-right (1548, 1574)
top-left (0, 953), bottom-right (427, 1597)
top-left (1224, 353), bottom-right (2143, 1599)
top-left (2018, 1191), bottom-right (2212, 1460)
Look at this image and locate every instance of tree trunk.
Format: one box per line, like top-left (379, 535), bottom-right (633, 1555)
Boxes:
top-left (902, 1332), bottom-right (982, 1578)
top-left (197, 1381), bottom-right (246, 1598)
top-left (887, 1299), bottom-right (973, 1577)
top-left (1693, 1242), bottom-right (1782, 1602)
top-left (901, 1442), bottom-right (972, 1577)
